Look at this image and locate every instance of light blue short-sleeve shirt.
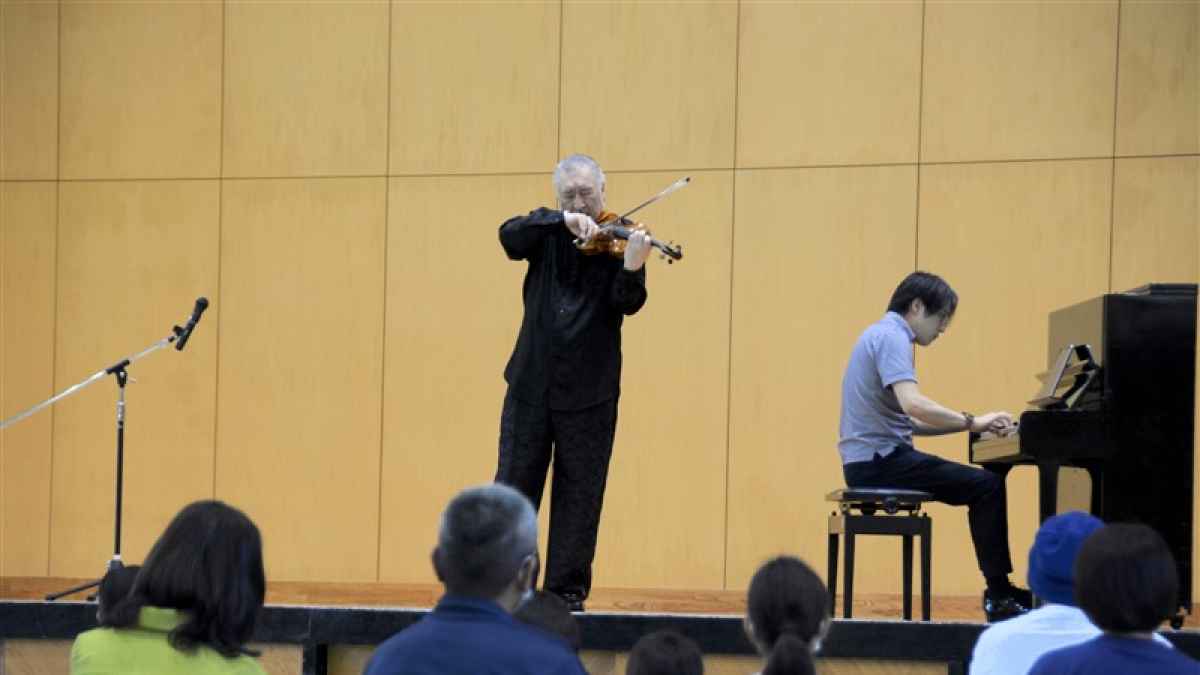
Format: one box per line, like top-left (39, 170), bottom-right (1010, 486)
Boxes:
top-left (838, 312), bottom-right (918, 464)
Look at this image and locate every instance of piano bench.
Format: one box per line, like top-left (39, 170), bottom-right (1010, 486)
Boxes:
top-left (826, 488), bottom-right (933, 621)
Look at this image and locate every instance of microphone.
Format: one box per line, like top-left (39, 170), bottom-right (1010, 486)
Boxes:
top-left (174, 297), bottom-right (209, 351)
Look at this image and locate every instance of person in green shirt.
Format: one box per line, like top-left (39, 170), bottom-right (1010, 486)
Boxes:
top-left (71, 500), bottom-right (267, 675)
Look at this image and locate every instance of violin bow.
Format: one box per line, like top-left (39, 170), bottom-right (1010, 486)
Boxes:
top-left (610, 176), bottom-right (691, 225)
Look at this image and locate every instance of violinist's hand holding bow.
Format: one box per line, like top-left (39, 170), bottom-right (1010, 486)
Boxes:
top-left (563, 211), bottom-right (599, 243)
top-left (624, 230), bottom-right (652, 271)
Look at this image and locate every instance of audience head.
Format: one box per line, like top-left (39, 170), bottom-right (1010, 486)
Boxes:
top-left (1026, 511), bottom-right (1104, 606)
top-left (746, 556), bottom-right (829, 675)
top-left (108, 500), bottom-right (265, 657)
top-left (626, 630), bottom-right (703, 675)
top-left (96, 564), bottom-right (140, 626)
top-left (432, 483), bottom-right (539, 611)
top-left (1075, 523), bottom-right (1178, 633)
top-left (514, 590), bottom-right (581, 651)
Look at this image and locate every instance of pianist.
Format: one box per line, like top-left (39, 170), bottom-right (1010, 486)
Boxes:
top-left (838, 271), bottom-right (1029, 622)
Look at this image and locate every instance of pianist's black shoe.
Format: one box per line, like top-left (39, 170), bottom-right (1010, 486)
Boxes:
top-left (983, 587), bottom-right (1032, 623)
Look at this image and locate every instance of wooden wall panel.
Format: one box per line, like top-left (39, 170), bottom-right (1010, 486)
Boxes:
top-left (726, 166), bottom-right (917, 591)
top-left (1111, 156), bottom-right (1199, 291)
top-left (378, 173), bottom-right (543, 583)
top-left (389, 2), bottom-right (559, 175)
top-left (921, 2), bottom-right (1118, 163)
top-left (51, 181), bottom-right (219, 577)
top-left (1, 0), bottom-right (1196, 609)
top-left (737, 1), bottom-right (922, 168)
top-left (223, 1), bottom-right (389, 178)
top-left (59, 1), bottom-right (221, 179)
top-left (0, 0), bottom-right (58, 180)
top-left (592, 170), bottom-right (731, 589)
top-left (218, 178), bottom-right (385, 582)
top-left (1, 182), bottom-right (56, 576)
top-left (1115, 2), bottom-right (1199, 156)
top-left (916, 159), bottom-right (1111, 593)
top-left (559, 1), bottom-right (737, 172)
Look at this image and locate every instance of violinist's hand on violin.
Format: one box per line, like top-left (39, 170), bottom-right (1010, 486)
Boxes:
top-left (563, 211), bottom-right (599, 242)
top-left (624, 230), bottom-right (652, 271)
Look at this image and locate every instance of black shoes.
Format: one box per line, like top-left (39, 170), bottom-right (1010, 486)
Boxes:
top-left (549, 590), bottom-right (586, 612)
top-left (983, 587), bottom-right (1032, 623)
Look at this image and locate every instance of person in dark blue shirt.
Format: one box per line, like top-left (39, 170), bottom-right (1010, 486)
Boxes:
top-left (364, 484), bottom-right (587, 675)
top-left (1029, 523), bottom-right (1199, 675)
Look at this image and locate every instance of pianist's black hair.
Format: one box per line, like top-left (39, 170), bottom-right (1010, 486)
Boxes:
top-left (887, 271), bottom-right (958, 318)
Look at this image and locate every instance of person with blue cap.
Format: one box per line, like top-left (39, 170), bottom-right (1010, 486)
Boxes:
top-left (970, 511), bottom-right (1175, 674)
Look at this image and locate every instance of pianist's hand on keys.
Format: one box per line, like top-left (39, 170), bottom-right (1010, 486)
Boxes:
top-left (980, 421), bottom-right (1019, 440)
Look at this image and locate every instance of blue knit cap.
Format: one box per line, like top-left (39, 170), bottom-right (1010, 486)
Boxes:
top-left (1027, 511), bottom-right (1104, 606)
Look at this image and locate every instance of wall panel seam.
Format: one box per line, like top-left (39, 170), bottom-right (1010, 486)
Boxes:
top-left (376, 0), bottom-right (394, 583)
top-left (722, 0), bottom-right (744, 591)
top-left (212, 0), bottom-right (226, 501)
top-left (1107, 0), bottom-right (1123, 292)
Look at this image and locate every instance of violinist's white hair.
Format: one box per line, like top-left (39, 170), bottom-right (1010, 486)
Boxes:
top-left (553, 154), bottom-right (605, 193)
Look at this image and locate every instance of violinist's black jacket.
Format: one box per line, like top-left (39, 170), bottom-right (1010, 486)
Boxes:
top-left (499, 207), bottom-right (647, 411)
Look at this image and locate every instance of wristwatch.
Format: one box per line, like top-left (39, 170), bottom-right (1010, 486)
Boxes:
top-left (962, 411), bottom-right (975, 432)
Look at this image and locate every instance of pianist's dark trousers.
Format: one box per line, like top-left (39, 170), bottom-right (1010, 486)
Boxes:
top-left (843, 443), bottom-right (1013, 579)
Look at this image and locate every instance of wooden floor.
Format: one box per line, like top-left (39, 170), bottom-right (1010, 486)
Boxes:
top-left (1, 576), bottom-right (990, 621)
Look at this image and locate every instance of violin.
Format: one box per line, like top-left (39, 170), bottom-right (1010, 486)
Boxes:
top-left (571, 176), bottom-right (689, 264)
top-left (575, 211), bottom-right (684, 263)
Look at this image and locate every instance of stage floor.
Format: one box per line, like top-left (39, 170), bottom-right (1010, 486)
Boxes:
top-left (3, 576), bottom-right (993, 622)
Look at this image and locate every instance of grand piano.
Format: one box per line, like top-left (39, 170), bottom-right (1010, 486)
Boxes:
top-left (969, 283), bottom-right (1197, 610)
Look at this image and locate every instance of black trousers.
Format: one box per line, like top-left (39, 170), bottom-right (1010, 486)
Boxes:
top-left (495, 390), bottom-right (618, 599)
top-left (843, 444), bottom-right (1014, 579)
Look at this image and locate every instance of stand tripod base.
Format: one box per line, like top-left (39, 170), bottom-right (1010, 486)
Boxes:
top-left (45, 578), bottom-right (100, 602)
top-left (45, 558), bottom-right (123, 602)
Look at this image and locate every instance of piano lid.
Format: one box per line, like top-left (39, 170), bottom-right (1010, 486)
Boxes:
top-left (1123, 283), bottom-right (1198, 297)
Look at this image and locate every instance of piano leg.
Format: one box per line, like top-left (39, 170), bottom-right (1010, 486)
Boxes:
top-left (1037, 461), bottom-right (1061, 523)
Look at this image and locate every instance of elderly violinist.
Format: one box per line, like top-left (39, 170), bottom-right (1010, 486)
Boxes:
top-left (495, 154), bottom-right (653, 612)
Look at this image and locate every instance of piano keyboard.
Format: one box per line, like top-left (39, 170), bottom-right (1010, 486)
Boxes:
top-left (971, 432), bottom-right (1021, 463)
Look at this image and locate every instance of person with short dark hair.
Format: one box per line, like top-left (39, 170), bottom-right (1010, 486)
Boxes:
top-left (1029, 524), bottom-right (1198, 674)
top-left (513, 590), bottom-right (582, 652)
top-left (744, 556), bottom-right (829, 675)
top-left (70, 501), bottom-right (267, 675)
top-left (626, 630), bottom-right (703, 675)
top-left (839, 271), bottom-right (1029, 622)
top-left (365, 483), bottom-right (586, 675)
top-left (95, 564), bottom-right (140, 627)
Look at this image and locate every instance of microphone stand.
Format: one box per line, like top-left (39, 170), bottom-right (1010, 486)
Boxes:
top-left (0, 299), bottom-right (208, 601)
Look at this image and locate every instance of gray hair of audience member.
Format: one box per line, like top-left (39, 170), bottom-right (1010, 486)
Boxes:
top-left (433, 483), bottom-right (538, 599)
top-left (552, 154), bottom-right (606, 194)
